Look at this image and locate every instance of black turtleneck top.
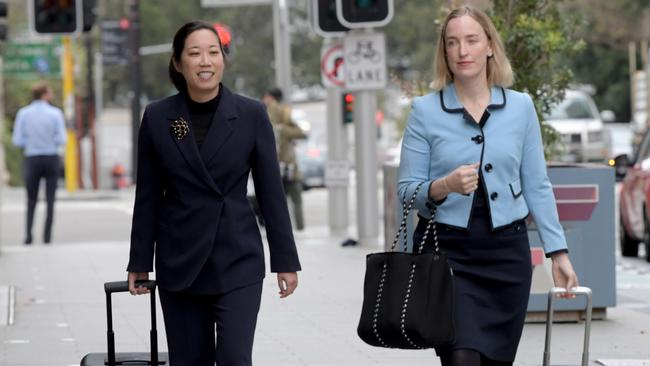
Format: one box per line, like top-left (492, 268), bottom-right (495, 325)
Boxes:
top-left (186, 88), bottom-right (222, 150)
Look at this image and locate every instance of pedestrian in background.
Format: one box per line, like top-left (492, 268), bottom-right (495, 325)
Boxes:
top-left (397, 6), bottom-right (578, 365)
top-left (263, 87), bottom-right (307, 230)
top-left (12, 81), bottom-right (66, 245)
top-left (127, 21), bottom-right (300, 366)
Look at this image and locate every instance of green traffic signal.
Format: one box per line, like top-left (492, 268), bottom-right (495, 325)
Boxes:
top-left (355, 0), bottom-right (376, 8)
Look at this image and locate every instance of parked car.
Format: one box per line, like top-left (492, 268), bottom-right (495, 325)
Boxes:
top-left (616, 128), bottom-right (650, 262)
top-left (545, 90), bottom-right (613, 163)
top-left (292, 109), bottom-right (326, 190)
top-left (296, 142), bottom-right (327, 189)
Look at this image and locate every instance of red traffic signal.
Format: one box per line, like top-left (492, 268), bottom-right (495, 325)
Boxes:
top-left (119, 17), bottom-right (130, 30)
top-left (213, 23), bottom-right (232, 53)
top-left (343, 93), bottom-right (354, 123)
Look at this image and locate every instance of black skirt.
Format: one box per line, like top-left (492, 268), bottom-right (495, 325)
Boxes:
top-left (413, 185), bottom-right (532, 362)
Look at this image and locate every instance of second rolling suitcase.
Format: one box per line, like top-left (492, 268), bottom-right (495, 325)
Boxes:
top-left (543, 286), bottom-right (593, 366)
top-left (80, 280), bottom-right (168, 365)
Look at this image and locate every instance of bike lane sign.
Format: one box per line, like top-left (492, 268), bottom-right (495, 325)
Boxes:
top-left (321, 42), bottom-right (345, 88)
top-left (343, 32), bottom-right (386, 91)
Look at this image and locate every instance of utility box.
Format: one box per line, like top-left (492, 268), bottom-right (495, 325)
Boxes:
top-left (526, 163), bottom-right (616, 321)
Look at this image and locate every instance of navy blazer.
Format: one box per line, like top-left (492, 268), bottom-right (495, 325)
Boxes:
top-left (127, 86), bottom-right (301, 292)
top-left (398, 84), bottom-right (567, 255)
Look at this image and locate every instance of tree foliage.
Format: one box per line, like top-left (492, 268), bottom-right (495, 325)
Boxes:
top-left (563, 1), bottom-right (650, 123)
top-left (490, 0), bottom-right (585, 159)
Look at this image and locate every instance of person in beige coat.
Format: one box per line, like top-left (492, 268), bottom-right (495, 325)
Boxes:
top-left (263, 88), bottom-right (307, 230)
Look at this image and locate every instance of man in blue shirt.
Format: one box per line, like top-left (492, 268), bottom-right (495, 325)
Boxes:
top-left (12, 82), bottom-right (67, 244)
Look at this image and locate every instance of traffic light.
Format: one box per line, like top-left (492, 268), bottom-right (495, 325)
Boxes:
top-left (312, 0), bottom-right (348, 37)
top-left (82, 0), bottom-right (97, 32)
top-left (31, 0), bottom-right (82, 34)
top-left (0, 1), bottom-right (7, 41)
top-left (213, 23), bottom-right (232, 54)
top-left (343, 93), bottom-right (354, 123)
top-left (335, 0), bottom-right (394, 28)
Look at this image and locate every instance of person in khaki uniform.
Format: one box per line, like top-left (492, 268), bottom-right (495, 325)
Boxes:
top-left (263, 88), bottom-right (306, 230)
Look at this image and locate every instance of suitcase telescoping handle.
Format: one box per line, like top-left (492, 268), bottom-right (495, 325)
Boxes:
top-left (543, 286), bottom-right (592, 366)
top-left (104, 280), bottom-right (158, 366)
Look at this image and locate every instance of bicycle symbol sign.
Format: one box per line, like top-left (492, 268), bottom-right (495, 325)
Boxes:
top-left (344, 32), bottom-right (387, 91)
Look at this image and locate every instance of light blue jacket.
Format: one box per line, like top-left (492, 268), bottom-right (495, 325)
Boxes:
top-left (12, 100), bottom-right (67, 157)
top-left (397, 84), bottom-right (567, 254)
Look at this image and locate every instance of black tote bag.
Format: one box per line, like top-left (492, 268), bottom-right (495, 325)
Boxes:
top-left (357, 183), bottom-right (455, 349)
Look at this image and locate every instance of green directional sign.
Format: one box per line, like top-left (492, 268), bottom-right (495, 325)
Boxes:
top-left (3, 41), bottom-right (62, 78)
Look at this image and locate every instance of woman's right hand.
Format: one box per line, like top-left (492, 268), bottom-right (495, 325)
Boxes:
top-left (128, 272), bottom-right (150, 296)
top-left (443, 162), bottom-right (480, 195)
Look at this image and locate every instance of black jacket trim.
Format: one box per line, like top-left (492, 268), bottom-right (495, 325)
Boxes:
top-left (509, 182), bottom-right (523, 199)
top-left (545, 249), bottom-right (569, 258)
top-left (440, 86), bottom-right (507, 113)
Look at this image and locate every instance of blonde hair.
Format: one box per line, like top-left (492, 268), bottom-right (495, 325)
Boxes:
top-left (431, 5), bottom-right (513, 91)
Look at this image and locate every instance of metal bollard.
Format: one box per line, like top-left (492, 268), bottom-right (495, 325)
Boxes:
top-left (543, 286), bottom-right (592, 366)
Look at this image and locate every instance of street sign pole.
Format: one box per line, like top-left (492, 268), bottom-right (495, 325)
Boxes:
top-left (325, 86), bottom-right (349, 234)
top-left (343, 30), bottom-right (386, 246)
top-left (321, 36), bottom-right (349, 236)
top-left (272, 0), bottom-right (292, 103)
top-left (0, 55), bottom-right (5, 255)
top-left (325, 79), bottom-right (349, 235)
top-left (129, 0), bottom-right (141, 181)
top-left (354, 89), bottom-right (378, 246)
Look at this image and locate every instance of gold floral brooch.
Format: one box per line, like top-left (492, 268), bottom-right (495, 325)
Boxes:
top-left (170, 117), bottom-right (189, 140)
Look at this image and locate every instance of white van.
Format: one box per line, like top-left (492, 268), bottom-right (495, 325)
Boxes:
top-left (545, 89), bottom-right (613, 163)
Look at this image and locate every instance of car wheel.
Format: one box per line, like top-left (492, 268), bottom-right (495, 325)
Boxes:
top-left (620, 216), bottom-right (639, 257)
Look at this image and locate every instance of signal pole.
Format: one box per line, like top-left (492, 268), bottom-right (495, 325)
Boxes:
top-left (129, 0), bottom-right (141, 181)
top-left (62, 36), bottom-right (79, 192)
top-left (272, 0), bottom-right (292, 102)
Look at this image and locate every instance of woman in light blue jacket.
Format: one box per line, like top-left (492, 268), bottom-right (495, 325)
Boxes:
top-left (397, 6), bottom-right (578, 365)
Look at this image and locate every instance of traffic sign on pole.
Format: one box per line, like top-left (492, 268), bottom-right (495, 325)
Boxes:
top-left (101, 20), bottom-right (129, 66)
top-left (321, 42), bottom-right (344, 88)
top-left (343, 31), bottom-right (386, 91)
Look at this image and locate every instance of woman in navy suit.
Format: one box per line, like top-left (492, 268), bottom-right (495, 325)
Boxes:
top-left (126, 21), bottom-right (301, 365)
top-left (398, 6), bottom-right (578, 365)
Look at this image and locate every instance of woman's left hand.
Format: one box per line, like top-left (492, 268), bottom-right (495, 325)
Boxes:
top-left (277, 272), bottom-right (298, 298)
top-left (550, 252), bottom-right (579, 298)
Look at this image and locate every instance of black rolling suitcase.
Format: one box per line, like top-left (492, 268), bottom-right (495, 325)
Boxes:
top-left (80, 280), bottom-right (169, 365)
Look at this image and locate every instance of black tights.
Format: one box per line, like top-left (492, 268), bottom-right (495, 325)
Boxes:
top-left (439, 348), bottom-right (513, 366)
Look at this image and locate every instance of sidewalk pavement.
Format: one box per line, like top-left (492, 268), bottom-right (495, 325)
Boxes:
top-left (1, 189), bottom-right (650, 365)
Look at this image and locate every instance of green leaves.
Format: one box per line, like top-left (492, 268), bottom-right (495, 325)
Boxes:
top-left (491, 0), bottom-right (585, 160)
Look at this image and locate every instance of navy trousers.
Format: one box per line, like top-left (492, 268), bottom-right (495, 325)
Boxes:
top-left (159, 281), bottom-right (263, 366)
top-left (24, 155), bottom-right (60, 244)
